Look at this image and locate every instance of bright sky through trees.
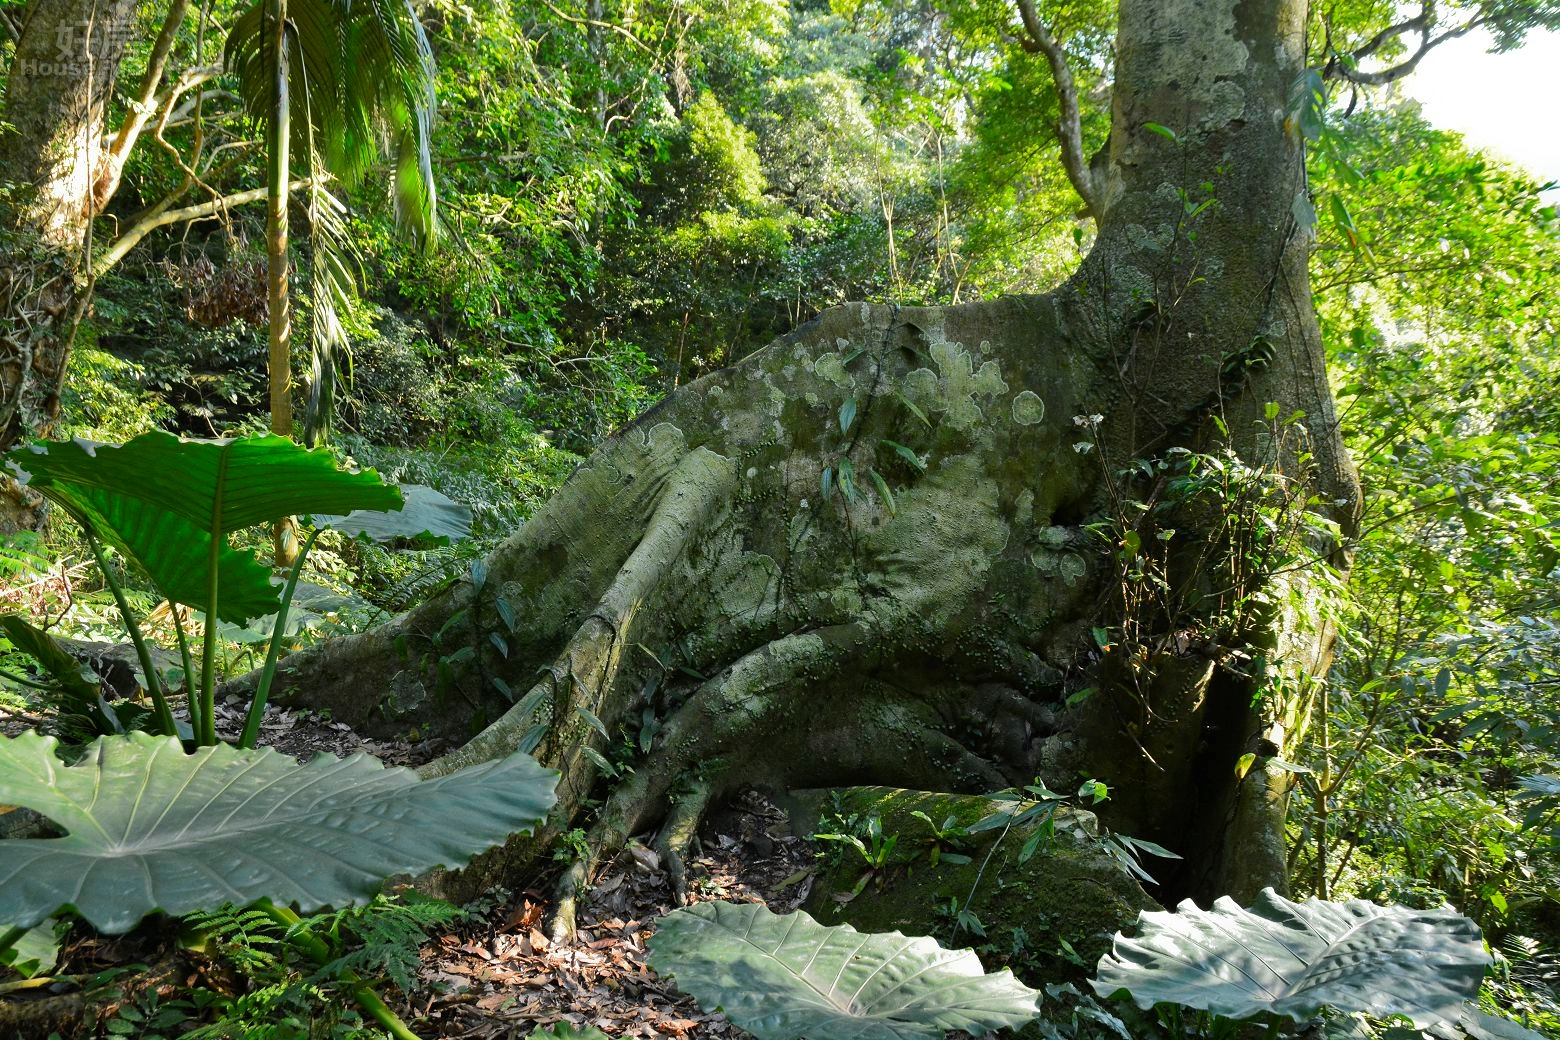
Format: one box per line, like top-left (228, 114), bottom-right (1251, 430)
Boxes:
top-left (1405, 29), bottom-right (1560, 196)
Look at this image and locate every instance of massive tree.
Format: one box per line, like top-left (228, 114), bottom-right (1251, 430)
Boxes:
top-left (256, 0), bottom-right (1364, 932)
top-left (256, 0), bottom-right (1367, 924)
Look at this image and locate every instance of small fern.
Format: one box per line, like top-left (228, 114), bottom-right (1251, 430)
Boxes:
top-left (185, 905), bottom-right (289, 975)
top-left (307, 892), bottom-right (469, 993)
top-left (181, 893), bottom-right (472, 1037)
top-left (0, 534), bottom-right (51, 582)
top-left (377, 544), bottom-right (471, 612)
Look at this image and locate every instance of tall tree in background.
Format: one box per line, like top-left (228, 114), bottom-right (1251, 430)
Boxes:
top-left (224, 0), bottom-right (439, 448)
top-left (0, 0), bottom-right (436, 534)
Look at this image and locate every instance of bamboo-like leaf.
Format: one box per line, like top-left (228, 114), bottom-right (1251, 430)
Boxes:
top-left (225, 0), bottom-right (437, 247)
top-left (1093, 889), bottom-right (1489, 1027)
top-left (0, 731), bottom-right (557, 934)
top-left (647, 901), bottom-right (1043, 1040)
top-left (868, 468), bottom-right (896, 515)
top-left (879, 439), bottom-right (926, 472)
top-left (303, 181), bottom-right (360, 446)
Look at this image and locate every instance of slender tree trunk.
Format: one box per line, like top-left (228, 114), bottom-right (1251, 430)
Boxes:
top-left (264, 0), bottom-right (292, 442)
top-left (0, 0), bottom-right (138, 529)
top-left (263, 0), bottom-right (302, 565)
top-left (242, 0), bottom-right (1358, 915)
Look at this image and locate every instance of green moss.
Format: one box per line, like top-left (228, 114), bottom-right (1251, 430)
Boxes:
top-left (792, 787), bottom-right (1156, 983)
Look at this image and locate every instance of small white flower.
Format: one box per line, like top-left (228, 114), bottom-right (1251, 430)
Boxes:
top-left (1073, 442), bottom-right (1095, 454)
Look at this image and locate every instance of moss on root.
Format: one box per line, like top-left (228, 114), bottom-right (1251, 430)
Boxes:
top-left (788, 786), bottom-right (1157, 982)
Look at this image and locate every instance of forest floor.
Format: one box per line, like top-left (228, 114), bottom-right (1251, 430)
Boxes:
top-left (0, 701), bottom-right (815, 1039)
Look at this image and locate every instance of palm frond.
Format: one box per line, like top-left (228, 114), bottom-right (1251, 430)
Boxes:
top-left (302, 179), bottom-right (361, 447)
top-left (225, 0), bottom-right (437, 248)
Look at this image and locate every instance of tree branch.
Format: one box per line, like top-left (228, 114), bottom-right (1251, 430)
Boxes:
top-left (1326, 6), bottom-right (1488, 87)
top-left (535, 0), bottom-right (655, 55)
top-left (1350, 7), bottom-right (1431, 62)
top-left (97, 0), bottom-right (197, 208)
top-left (1013, 0), bottom-right (1103, 220)
top-left (93, 179), bottom-right (309, 277)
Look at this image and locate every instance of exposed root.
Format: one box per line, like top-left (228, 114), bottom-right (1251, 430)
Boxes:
top-left (549, 769), bottom-right (654, 943)
top-left (656, 778), bottom-right (715, 904)
top-left (421, 447), bottom-right (736, 782)
top-left (546, 623), bottom-right (876, 940)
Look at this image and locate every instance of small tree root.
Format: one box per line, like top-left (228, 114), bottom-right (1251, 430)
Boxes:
top-left (656, 777), bottom-right (715, 904)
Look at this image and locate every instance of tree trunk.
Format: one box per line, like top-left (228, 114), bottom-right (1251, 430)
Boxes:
top-left (0, 0), bottom-right (139, 528)
top-left (246, 0), bottom-right (1359, 921)
top-left (263, 0), bottom-right (303, 566)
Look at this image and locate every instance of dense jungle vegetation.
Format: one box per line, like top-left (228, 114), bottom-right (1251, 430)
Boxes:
top-left (1, 0), bottom-right (1558, 1035)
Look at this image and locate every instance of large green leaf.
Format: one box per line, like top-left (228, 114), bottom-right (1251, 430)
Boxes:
top-left (0, 917), bottom-right (63, 978)
top-left (6, 434), bottom-right (401, 622)
top-left (0, 731), bottom-right (557, 934)
top-left (10, 470), bottom-right (280, 622)
top-left (8, 433), bottom-right (399, 535)
top-left (1093, 889), bottom-right (1490, 1027)
top-left (314, 483), bottom-right (471, 543)
top-left (646, 901), bottom-right (1042, 1040)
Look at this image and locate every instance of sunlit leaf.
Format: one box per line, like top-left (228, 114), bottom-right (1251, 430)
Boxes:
top-left (1094, 889), bottom-right (1489, 1026)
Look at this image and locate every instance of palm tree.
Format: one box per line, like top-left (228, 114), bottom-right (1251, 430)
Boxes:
top-left (227, 0), bottom-right (437, 437)
top-left (226, 0), bottom-right (437, 558)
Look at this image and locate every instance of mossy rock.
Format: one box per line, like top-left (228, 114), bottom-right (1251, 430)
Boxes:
top-left (787, 786), bottom-right (1158, 983)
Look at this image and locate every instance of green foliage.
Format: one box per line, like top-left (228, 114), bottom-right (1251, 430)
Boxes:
top-left (678, 95), bottom-right (767, 210)
top-left (1073, 410), bottom-right (1345, 737)
top-left (814, 812), bottom-right (903, 896)
top-left (1094, 889), bottom-right (1490, 1027)
top-left (9, 433), bottom-right (399, 624)
top-left (646, 901), bottom-right (1044, 1040)
top-left (5, 431), bottom-right (420, 744)
top-left (530, 1027), bottom-right (615, 1040)
top-left (172, 893), bottom-right (468, 1038)
top-left (970, 779), bottom-right (1179, 887)
top-left (1297, 101), bottom-right (1560, 968)
top-left (0, 614), bottom-right (150, 739)
top-left (0, 917), bottom-right (64, 979)
top-left (0, 729), bottom-right (558, 933)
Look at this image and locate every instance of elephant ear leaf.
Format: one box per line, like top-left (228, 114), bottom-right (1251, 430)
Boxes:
top-left (1093, 888), bottom-right (1490, 1027)
top-left (646, 901), bottom-right (1043, 1040)
top-left (6, 432), bottom-right (400, 532)
top-left (312, 484), bottom-right (471, 543)
top-left (5, 433), bottom-right (401, 622)
top-left (0, 731), bottom-right (557, 934)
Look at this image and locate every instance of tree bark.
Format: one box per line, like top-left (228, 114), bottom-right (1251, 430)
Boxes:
top-left (0, 0), bottom-right (139, 529)
top-left (244, 0), bottom-right (1359, 916)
